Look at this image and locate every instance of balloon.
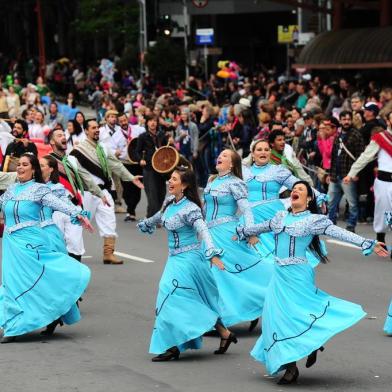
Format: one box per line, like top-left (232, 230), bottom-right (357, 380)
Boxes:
top-left (228, 71), bottom-right (238, 79)
top-left (217, 70), bottom-right (230, 79)
top-left (217, 60), bottom-right (230, 69)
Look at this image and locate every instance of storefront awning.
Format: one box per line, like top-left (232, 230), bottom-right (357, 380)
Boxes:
top-left (293, 27), bottom-right (392, 70)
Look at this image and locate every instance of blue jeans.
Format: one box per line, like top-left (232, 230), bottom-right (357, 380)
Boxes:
top-left (328, 178), bottom-right (359, 227)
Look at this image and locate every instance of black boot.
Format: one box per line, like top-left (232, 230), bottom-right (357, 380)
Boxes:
top-left (68, 253), bottom-right (82, 262)
top-left (40, 318), bottom-right (63, 336)
top-left (249, 318), bottom-right (259, 332)
top-left (151, 347), bottom-right (180, 362)
top-left (1, 336), bottom-right (17, 344)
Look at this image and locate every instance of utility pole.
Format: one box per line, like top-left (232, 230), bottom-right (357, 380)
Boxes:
top-left (138, 0), bottom-right (148, 80)
top-left (182, 0), bottom-right (190, 88)
top-left (36, 0), bottom-right (46, 79)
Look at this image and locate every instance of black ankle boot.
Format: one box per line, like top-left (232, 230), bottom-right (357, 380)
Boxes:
top-left (40, 318), bottom-right (63, 336)
top-left (249, 318), bottom-right (259, 332)
top-left (151, 347), bottom-right (180, 362)
top-left (1, 336), bottom-right (17, 344)
top-left (306, 346), bottom-right (325, 368)
top-left (214, 332), bottom-right (238, 354)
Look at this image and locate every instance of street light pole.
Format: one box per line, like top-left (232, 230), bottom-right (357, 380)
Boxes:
top-left (182, 0), bottom-right (190, 88)
top-left (138, 0), bottom-right (148, 80)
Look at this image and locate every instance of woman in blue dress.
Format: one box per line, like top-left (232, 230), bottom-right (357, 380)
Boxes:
top-left (237, 180), bottom-right (387, 384)
top-left (242, 139), bottom-right (327, 268)
top-left (39, 155), bottom-right (72, 253)
top-left (0, 153), bottom-right (93, 343)
top-left (203, 149), bottom-right (274, 329)
top-left (383, 211), bottom-right (392, 335)
top-left (138, 167), bottom-right (237, 362)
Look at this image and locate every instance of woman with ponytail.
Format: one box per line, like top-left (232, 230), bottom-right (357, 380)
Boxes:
top-left (203, 149), bottom-right (274, 331)
top-left (137, 166), bottom-right (236, 362)
top-left (237, 180), bottom-right (388, 385)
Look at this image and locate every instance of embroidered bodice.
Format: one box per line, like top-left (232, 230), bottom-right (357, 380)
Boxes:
top-left (203, 174), bottom-right (254, 227)
top-left (40, 182), bottom-right (75, 227)
top-left (0, 180), bottom-right (82, 234)
top-left (243, 163), bottom-right (326, 206)
top-left (238, 210), bottom-right (375, 265)
top-left (137, 196), bottom-right (223, 258)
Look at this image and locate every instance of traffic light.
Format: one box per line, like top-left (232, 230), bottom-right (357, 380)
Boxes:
top-left (157, 14), bottom-right (176, 37)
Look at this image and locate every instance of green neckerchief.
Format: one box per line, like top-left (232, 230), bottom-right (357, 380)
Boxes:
top-left (270, 149), bottom-right (298, 177)
top-left (62, 155), bottom-right (84, 195)
top-left (96, 143), bottom-right (111, 178)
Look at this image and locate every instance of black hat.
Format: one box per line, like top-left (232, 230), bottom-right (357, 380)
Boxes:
top-left (363, 102), bottom-right (379, 116)
top-left (302, 111), bottom-right (314, 120)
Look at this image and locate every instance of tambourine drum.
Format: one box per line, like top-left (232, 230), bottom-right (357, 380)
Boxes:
top-left (127, 138), bottom-right (139, 164)
top-left (152, 146), bottom-right (191, 174)
top-left (3, 155), bottom-right (19, 172)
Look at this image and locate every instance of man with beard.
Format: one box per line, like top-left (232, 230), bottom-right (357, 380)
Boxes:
top-left (3, 119), bottom-right (38, 164)
top-left (327, 111), bottom-right (364, 232)
top-left (70, 119), bottom-right (143, 265)
top-left (109, 112), bottom-right (145, 221)
top-left (48, 127), bottom-right (107, 261)
top-left (344, 111), bottom-right (392, 255)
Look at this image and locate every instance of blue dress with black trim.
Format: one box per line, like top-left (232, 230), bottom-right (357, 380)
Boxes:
top-left (40, 182), bottom-right (69, 253)
top-left (242, 163), bottom-right (327, 267)
top-left (138, 196), bottom-right (224, 355)
top-left (0, 180), bottom-right (91, 337)
top-left (383, 211), bottom-right (392, 334)
top-left (384, 300), bottom-right (392, 335)
top-left (203, 173), bottom-right (274, 327)
top-left (238, 210), bottom-right (372, 375)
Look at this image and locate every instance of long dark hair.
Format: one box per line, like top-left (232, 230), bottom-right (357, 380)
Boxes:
top-left (20, 153), bottom-right (44, 184)
top-left (210, 149), bottom-right (243, 182)
top-left (42, 155), bottom-right (60, 184)
top-left (73, 111), bottom-right (85, 135)
top-left (162, 166), bottom-right (202, 212)
top-left (289, 180), bottom-right (329, 264)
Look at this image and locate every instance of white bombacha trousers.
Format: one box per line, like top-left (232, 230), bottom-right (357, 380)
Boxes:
top-left (53, 211), bottom-right (85, 256)
top-left (82, 190), bottom-right (117, 238)
top-left (373, 178), bottom-right (392, 233)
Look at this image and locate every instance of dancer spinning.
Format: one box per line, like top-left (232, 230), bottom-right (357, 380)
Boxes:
top-left (237, 181), bottom-right (387, 384)
top-left (39, 155), bottom-right (83, 253)
top-left (243, 140), bottom-right (327, 266)
top-left (0, 153), bottom-right (93, 342)
top-left (138, 167), bottom-right (236, 361)
top-left (383, 211), bottom-right (392, 335)
top-left (203, 149), bottom-right (273, 329)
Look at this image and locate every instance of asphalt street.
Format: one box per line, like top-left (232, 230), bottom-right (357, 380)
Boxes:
top-left (1, 195), bottom-right (392, 392)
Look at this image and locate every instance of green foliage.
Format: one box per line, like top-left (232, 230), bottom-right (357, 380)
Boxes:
top-left (73, 0), bottom-right (139, 43)
top-left (145, 38), bottom-right (185, 82)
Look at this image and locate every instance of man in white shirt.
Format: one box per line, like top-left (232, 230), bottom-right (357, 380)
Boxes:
top-left (344, 111), bottom-right (392, 253)
top-left (110, 112), bottom-right (145, 221)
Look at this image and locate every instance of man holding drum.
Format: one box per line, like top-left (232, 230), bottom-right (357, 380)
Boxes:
top-left (117, 112), bottom-right (145, 221)
top-left (136, 114), bottom-right (169, 218)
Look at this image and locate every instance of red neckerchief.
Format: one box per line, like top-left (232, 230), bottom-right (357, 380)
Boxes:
top-left (372, 130), bottom-right (392, 157)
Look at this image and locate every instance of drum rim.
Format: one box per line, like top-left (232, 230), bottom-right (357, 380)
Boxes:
top-left (152, 146), bottom-right (179, 174)
top-left (127, 138), bottom-right (139, 164)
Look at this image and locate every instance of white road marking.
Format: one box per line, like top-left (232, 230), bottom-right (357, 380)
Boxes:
top-left (114, 251), bottom-right (155, 263)
top-left (326, 239), bottom-right (358, 249)
top-left (82, 256), bottom-right (92, 259)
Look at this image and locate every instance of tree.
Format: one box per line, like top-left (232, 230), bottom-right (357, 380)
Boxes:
top-left (145, 38), bottom-right (185, 84)
top-left (72, 0), bottom-right (139, 60)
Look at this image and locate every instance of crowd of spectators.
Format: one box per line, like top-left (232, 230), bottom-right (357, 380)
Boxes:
top-left (1, 56), bottom-right (392, 231)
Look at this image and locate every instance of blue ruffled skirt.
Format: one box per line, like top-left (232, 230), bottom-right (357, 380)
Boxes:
top-left (150, 248), bottom-right (222, 354)
top-left (248, 200), bottom-right (321, 268)
top-left (383, 299), bottom-right (392, 334)
top-left (43, 224), bottom-right (68, 253)
top-left (251, 263), bottom-right (366, 375)
top-left (0, 226), bottom-right (90, 337)
top-left (207, 220), bottom-right (274, 327)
